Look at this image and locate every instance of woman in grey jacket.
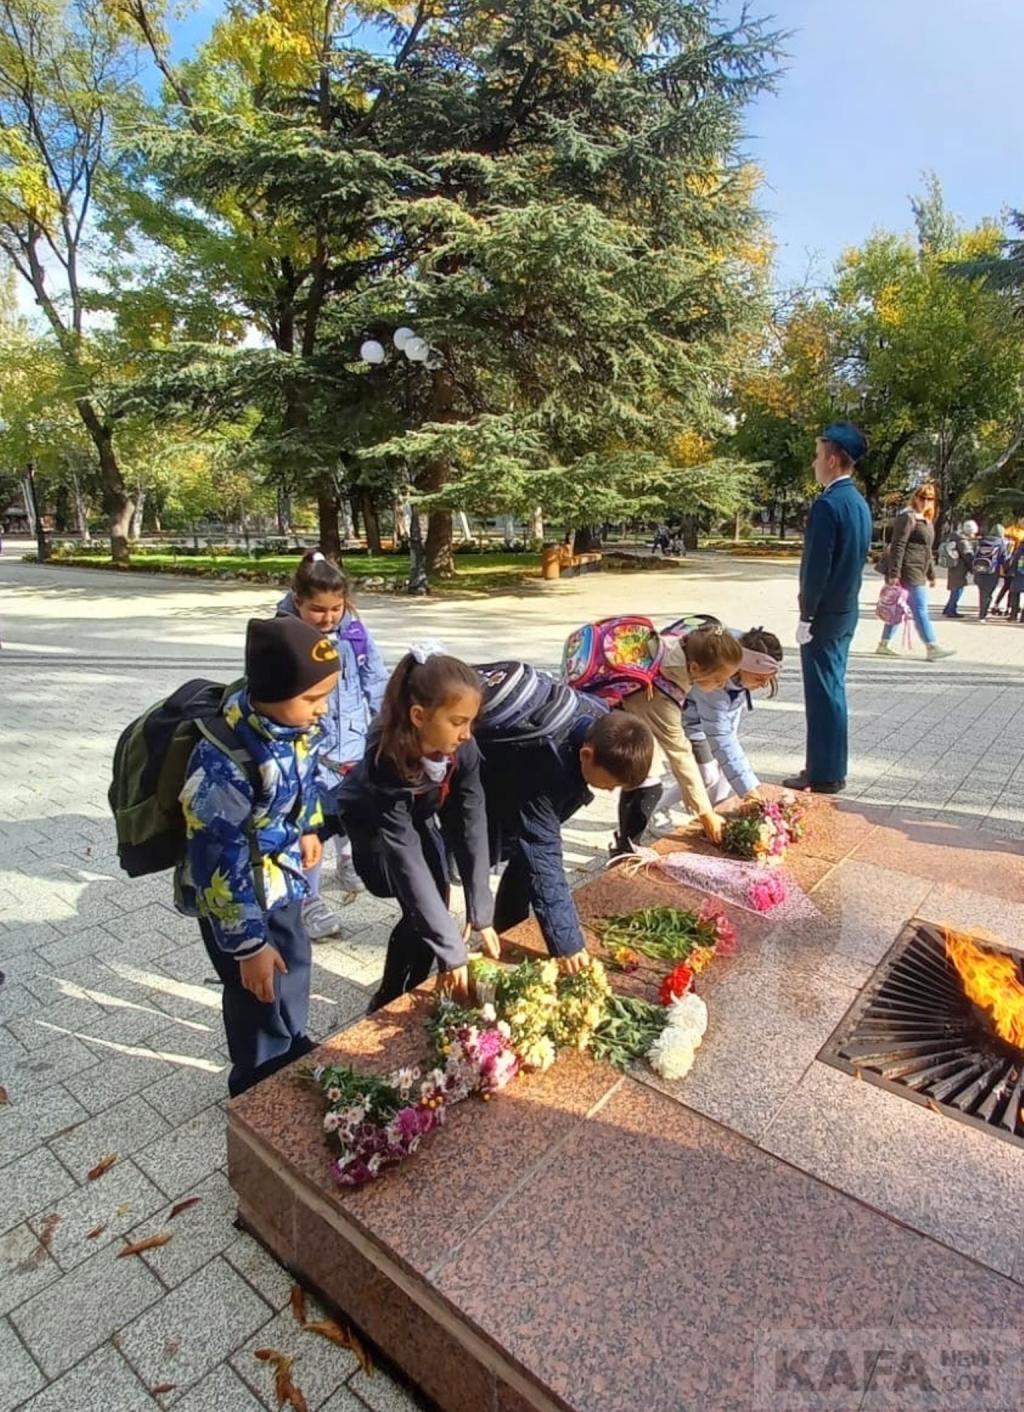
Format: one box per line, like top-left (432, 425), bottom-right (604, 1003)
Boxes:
top-left (877, 483), bottom-right (954, 660)
top-left (942, 519), bottom-right (977, 618)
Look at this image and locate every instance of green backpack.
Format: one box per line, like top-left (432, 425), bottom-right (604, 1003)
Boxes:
top-left (109, 677), bottom-right (257, 879)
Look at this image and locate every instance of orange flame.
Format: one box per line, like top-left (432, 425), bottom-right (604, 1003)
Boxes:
top-left (944, 929), bottom-right (1024, 1051)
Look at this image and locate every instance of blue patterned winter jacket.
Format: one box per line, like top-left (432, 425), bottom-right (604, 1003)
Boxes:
top-left (174, 689), bottom-right (324, 958)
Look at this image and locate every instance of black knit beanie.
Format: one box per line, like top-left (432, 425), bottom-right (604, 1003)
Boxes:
top-left (245, 617), bottom-right (340, 704)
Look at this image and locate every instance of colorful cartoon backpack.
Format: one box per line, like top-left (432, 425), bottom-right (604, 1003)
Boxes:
top-left (563, 615), bottom-right (689, 708)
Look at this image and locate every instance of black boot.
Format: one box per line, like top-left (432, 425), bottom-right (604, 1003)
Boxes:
top-left (612, 784), bottom-right (663, 857)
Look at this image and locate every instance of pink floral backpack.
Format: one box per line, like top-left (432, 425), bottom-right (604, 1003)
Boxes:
top-left (875, 582), bottom-right (912, 645)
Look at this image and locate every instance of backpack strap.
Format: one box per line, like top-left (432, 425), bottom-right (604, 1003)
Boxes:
top-left (196, 717), bottom-right (305, 915)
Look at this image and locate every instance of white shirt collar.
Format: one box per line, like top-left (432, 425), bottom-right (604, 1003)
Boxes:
top-left (825, 474), bottom-right (852, 491)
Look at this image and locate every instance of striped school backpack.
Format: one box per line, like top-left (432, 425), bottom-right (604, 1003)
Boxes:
top-left (474, 661), bottom-right (605, 747)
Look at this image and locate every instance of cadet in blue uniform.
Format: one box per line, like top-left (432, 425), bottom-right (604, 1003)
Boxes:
top-left (783, 423), bottom-right (872, 795)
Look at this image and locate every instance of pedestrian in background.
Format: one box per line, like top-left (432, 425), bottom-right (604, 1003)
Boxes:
top-left (876, 483), bottom-right (954, 661)
top-left (942, 519), bottom-right (977, 619)
top-left (973, 525), bottom-right (1008, 621)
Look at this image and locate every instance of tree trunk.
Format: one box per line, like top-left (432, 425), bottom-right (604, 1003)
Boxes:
top-left (349, 494), bottom-right (361, 538)
top-left (71, 470), bottom-right (90, 542)
top-left (276, 486), bottom-right (291, 535)
top-left (573, 525), bottom-right (601, 553)
top-left (407, 506), bottom-right (430, 593)
top-left (130, 489), bottom-right (146, 541)
top-left (74, 398), bottom-right (133, 564)
top-left (361, 492), bottom-right (382, 554)
top-left (426, 510), bottom-right (454, 577)
top-left (55, 484), bottom-right (70, 533)
top-left (531, 506), bottom-right (544, 543)
top-left (340, 497), bottom-right (354, 545)
top-left (317, 477), bottom-right (341, 559)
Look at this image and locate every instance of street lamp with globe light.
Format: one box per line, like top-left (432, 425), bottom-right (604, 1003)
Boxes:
top-left (359, 326), bottom-right (442, 595)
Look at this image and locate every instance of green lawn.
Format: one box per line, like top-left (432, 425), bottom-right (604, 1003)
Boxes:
top-left (47, 547), bottom-right (541, 595)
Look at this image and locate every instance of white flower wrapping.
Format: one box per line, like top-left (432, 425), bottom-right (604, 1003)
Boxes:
top-left (646, 992), bottom-right (709, 1080)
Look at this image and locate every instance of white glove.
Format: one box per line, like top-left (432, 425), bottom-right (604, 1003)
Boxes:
top-left (796, 621), bottom-right (813, 646)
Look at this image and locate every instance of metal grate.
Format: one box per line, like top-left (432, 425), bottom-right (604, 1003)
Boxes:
top-left (820, 919), bottom-right (1024, 1150)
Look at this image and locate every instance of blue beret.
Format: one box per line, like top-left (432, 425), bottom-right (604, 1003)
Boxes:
top-left (822, 422), bottom-right (867, 463)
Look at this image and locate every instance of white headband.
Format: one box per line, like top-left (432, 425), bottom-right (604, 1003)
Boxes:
top-left (409, 639), bottom-right (447, 665)
top-left (310, 551), bottom-right (326, 563)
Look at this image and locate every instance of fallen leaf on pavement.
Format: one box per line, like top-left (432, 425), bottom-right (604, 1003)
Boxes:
top-left (37, 1213), bottom-right (61, 1252)
top-left (118, 1233), bottom-right (172, 1258)
top-left (85, 1224), bottom-right (106, 1240)
top-left (290, 1284), bottom-right (307, 1327)
top-left (347, 1326), bottom-right (374, 1376)
top-left (150, 1385), bottom-right (176, 1396)
top-left (87, 1153), bottom-right (117, 1182)
top-left (168, 1197), bottom-right (201, 1220)
top-left (115, 1202), bottom-right (132, 1217)
top-left (254, 1348), bottom-right (310, 1412)
top-left (302, 1318), bottom-right (350, 1351)
top-left (0, 1085), bottom-right (8, 1104)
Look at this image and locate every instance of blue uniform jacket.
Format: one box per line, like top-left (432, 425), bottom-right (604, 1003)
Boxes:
top-left (276, 594), bottom-right (388, 782)
top-left (338, 732), bottom-right (494, 971)
top-left (479, 716), bottom-right (598, 958)
top-left (683, 681), bottom-right (758, 797)
top-left (175, 688), bottom-right (323, 959)
top-left (798, 477), bottom-right (872, 640)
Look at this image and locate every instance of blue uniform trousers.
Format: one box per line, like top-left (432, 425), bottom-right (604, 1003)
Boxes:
top-left (800, 631), bottom-right (853, 785)
top-left (200, 900), bottom-right (314, 1097)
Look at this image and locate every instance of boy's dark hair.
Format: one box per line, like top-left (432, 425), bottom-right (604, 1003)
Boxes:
top-left (823, 439), bottom-right (855, 472)
top-left (376, 652), bottom-right (481, 783)
top-left (292, 550), bottom-right (350, 601)
top-left (684, 623), bottom-right (743, 676)
top-left (740, 627), bottom-right (784, 699)
top-left (584, 712), bottom-right (653, 789)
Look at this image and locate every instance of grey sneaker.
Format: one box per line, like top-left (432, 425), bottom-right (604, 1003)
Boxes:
top-left (876, 642), bottom-right (899, 657)
top-left (926, 644), bottom-right (956, 661)
top-left (301, 895), bottom-right (342, 941)
top-left (335, 850), bottom-right (364, 894)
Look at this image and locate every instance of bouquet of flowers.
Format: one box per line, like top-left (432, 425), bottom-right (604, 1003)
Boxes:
top-left (550, 961), bottom-right (612, 1051)
top-left (494, 958), bottom-right (561, 1072)
top-left (311, 1062), bottom-right (446, 1188)
top-left (312, 947), bottom-right (716, 1185)
top-left (593, 903), bottom-right (736, 966)
top-left (646, 992), bottom-right (709, 1080)
top-left (722, 791), bottom-right (806, 862)
top-left (748, 871), bottom-right (788, 912)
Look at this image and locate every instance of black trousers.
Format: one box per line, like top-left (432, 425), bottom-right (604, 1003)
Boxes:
top-left (615, 783), bottom-right (664, 847)
top-left (493, 850), bottom-right (532, 934)
top-left (976, 572), bottom-right (999, 619)
top-left (200, 901), bottom-right (314, 1098)
top-left (353, 823), bottom-right (452, 1011)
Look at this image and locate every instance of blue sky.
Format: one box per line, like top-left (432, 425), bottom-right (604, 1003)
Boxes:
top-left (151, 0), bottom-right (1024, 293)
top-left (744, 0), bottom-right (1024, 286)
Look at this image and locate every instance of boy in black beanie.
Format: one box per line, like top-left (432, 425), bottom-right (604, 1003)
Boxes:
top-left (175, 617), bottom-right (340, 1095)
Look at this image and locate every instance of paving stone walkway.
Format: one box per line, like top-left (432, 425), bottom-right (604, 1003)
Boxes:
top-left (1, 547), bottom-right (1023, 1410)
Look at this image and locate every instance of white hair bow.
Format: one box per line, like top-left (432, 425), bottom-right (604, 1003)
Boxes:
top-left (409, 639), bottom-right (447, 665)
top-left (310, 551), bottom-right (326, 563)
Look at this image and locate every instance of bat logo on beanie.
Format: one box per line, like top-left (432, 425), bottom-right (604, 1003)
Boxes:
top-left (245, 616), bottom-right (341, 704)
